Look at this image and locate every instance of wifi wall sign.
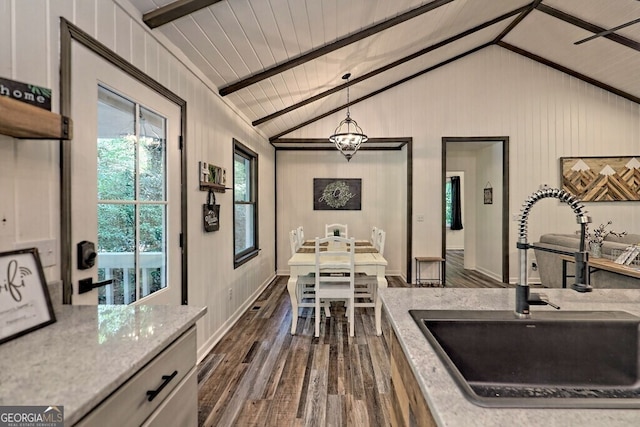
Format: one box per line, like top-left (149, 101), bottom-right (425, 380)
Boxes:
top-left (0, 248), bottom-right (56, 345)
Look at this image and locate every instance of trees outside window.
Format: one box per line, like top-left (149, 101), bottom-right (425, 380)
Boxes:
top-left (233, 139), bottom-right (258, 267)
top-left (96, 86), bottom-right (168, 304)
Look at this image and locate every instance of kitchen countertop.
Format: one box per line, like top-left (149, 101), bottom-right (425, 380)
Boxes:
top-left (379, 287), bottom-right (640, 427)
top-left (0, 303), bottom-right (206, 425)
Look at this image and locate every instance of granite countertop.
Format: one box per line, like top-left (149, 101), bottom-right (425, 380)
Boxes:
top-left (380, 287), bottom-right (640, 427)
top-left (0, 304), bottom-right (206, 425)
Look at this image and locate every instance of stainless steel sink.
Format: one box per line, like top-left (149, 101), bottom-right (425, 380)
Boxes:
top-left (410, 309), bottom-right (640, 408)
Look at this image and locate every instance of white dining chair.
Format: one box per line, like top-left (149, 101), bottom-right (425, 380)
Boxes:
top-left (289, 229), bottom-right (300, 255)
top-left (370, 226), bottom-right (378, 245)
top-left (314, 236), bottom-right (355, 337)
top-left (325, 223), bottom-right (348, 238)
top-left (296, 225), bottom-right (305, 245)
top-left (289, 229), bottom-right (327, 317)
top-left (374, 229), bottom-right (386, 256)
top-left (353, 229), bottom-right (385, 311)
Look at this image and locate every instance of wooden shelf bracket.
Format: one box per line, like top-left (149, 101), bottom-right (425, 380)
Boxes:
top-left (0, 96), bottom-right (73, 140)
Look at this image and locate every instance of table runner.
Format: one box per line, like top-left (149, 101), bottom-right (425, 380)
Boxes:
top-left (301, 240), bottom-right (372, 247)
top-left (297, 246), bottom-right (378, 254)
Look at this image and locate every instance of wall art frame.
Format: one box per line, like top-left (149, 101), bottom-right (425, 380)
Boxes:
top-left (313, 178), bottom-right (362, 210)
top-left (483, 182), bottom-right (493, 205)
top-left (560, 156), bottom-right (640, 202)
top-left (0, 248), bottom-right (56, 345)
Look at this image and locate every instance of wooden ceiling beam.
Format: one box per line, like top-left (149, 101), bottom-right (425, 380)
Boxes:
top-left (143, 0), bottom-right (224, 29)
top-left (219, 0), bottom-right (454, 96)
top-left (497, 41), bottom-right (640, 104)
top-left (268, 43), bottom-right (491, 141)
top-left (253, 4), bottom-right (527, 126)
top-left (536, 3), bottom-right (640, 52)
top-left (494, 0), bottom-right (542, 42)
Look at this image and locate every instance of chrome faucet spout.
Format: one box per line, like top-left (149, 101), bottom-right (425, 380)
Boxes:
top-left (516, 187), bottom-right (591, 317)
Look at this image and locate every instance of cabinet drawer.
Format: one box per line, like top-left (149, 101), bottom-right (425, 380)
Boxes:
top-left (76, 326), bottom-right (196, 427)
top-left (142, 367), bottom-right (197, 427)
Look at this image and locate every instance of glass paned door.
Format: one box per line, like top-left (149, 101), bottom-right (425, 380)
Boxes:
top-left (70, 42), bottom-right (181, 306)
top-left (96, 86), bottom-right (168, 304)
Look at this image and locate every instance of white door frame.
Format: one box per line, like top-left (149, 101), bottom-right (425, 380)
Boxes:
top-left (60, 19), bottom-right (188, 304)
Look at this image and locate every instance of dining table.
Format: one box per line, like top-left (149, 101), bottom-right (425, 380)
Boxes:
top-left (287, 239), bottom-right (388, 335)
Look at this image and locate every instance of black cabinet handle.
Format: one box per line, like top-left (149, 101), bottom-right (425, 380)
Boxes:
top-left (146, 370), bottom-right (178, 402)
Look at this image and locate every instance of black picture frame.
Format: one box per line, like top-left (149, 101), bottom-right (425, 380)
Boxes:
top-left (0, 248), bottom-right (56, 345)
top-left (484, 187), bottom-right (493, 205)
top-left (313, 178), bottom-right (362, 210)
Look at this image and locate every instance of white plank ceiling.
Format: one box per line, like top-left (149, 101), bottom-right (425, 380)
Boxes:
top-left (127, 0), bottom-right (640, 140)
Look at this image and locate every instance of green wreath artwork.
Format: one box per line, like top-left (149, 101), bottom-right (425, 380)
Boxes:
top-left (313, 178), bottom-right (361, 210)
top-left (320, 181), bottom-right (355, 208)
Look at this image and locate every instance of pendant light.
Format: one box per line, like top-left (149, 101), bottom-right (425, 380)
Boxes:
top-left (328, 73), bottom-right (368, 161)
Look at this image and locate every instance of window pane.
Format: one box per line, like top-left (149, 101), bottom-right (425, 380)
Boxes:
top-left (97, 87), bottom-right (135, 201)
top-left (234, 153), bottom-right (250, 202)
top-left (233, 140), bottom-right (257, 266)
top-left (234, 204), bottom-right (255, 255)
top-left (97, 203), bottom-right (136, 304)
top-left (96, 86), bottom-right (171, 305)
top-left (139, 204), bottom-right (166, 298)
top-left (139, 107), bottom-right (166, 201)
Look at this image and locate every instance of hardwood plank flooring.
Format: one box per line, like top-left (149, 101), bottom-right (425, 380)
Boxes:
top-left (197, 265), bottom-right (506, 426)
top-left (198, 276), bottom-right (408, 426)
top-left (445, 249), bottom-right (513, 288)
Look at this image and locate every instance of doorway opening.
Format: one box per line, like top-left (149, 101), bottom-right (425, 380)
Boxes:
top-left (441, 137), bottom-right (509, 286)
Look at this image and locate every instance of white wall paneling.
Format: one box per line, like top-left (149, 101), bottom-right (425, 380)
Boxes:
top-left (276, 149), bottom-right (406, 278)
top-left (2, 0), bottom-right (275, 361)
top-left (475, 143), bottom-right (503, 282)
top-left (3, 0), bottom-right (639, 360)
top-left (287, 45), bottom-right (640, 284)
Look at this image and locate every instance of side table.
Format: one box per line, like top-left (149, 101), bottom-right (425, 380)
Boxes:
top-left (415, 256), bottom-right (445, 286)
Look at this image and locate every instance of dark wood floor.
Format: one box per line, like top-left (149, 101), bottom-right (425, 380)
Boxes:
top-left (445, 249), bottom-right (512, 288)
top-left (197, 256), bottom-right (505, 426)
top-left (197, 276), bottom-right (404, 426)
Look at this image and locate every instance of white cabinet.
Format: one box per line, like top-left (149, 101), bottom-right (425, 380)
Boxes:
top-left (143, 369), bottom-right (197, 427)
top-left (76, 326), bottom-right (197, 426)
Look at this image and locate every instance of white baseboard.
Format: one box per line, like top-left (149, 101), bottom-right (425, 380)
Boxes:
top-left (509, 276), bottom-right (541, 285)
top-left (476, 267), bottom-right (544, 285)
top-left (475, 266), bottom-right (502, 282)
top-left (197, 273), bottom-right (276, 364)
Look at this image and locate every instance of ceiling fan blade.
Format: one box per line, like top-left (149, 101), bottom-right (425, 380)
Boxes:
top-left (574, 17), bottom-right (640, 45)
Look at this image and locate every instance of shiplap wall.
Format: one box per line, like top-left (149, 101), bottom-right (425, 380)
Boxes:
top-left (0, 0), bottom-right (276, 360)
top-left (475, 143), bottom-right (504, 281)
top-left (287, 45), bottom-right (640, 283)
top-left (276, 149), bottom-right (406, 276)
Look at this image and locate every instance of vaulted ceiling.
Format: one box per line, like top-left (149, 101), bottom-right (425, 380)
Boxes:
top-left (128, 0), bottom-right (640, 141)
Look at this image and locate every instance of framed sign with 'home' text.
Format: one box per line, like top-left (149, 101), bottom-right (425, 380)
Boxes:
top-left (0, 77), bottom-right (52, 111)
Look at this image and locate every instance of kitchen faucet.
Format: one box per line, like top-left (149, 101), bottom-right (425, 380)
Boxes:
top-left (516, 187), bottom-right (592, 318)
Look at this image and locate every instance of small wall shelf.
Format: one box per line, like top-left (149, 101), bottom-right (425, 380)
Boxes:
top-left (199, 182), bottom-right (231, 193)
top-left (199, 161), bottom-right (229, 192)
top-left (0, 96), bottom-right (73, 140)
